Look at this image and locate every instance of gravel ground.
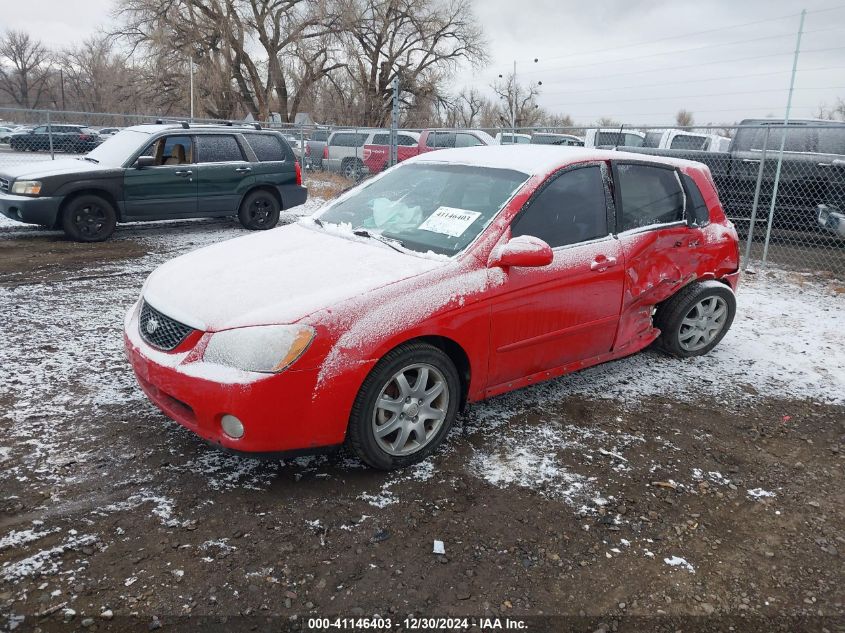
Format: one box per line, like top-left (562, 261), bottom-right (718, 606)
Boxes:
top-left (0, 179), bottom-right (843, 633)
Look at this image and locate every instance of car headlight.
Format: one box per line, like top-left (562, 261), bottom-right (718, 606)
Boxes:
top-left (203, 325), bottom-right (315, 373)
top-left (11, 180), bottom-right (42, 196)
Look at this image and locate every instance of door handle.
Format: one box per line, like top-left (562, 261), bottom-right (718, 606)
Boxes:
top-left (590, 256), bottom-right (618, 271)
top-left (235, 166), bottom-right (252, 173)
top-left (174, 170), bottom-right (193, 177)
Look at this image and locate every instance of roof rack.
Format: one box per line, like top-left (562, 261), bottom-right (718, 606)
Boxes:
top-left (150, 119), bottom-right (190, 129)
top-left (218, 120), bottom-right (262, 131)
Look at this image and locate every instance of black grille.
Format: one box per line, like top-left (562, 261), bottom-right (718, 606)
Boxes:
top-left (0, 178), bottom-right (9, 194)
top-left (139, 301), bottom-right (194, 351)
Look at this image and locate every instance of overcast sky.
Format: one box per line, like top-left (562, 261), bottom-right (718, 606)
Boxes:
top-left (6, 0), bottom-right (845, 126)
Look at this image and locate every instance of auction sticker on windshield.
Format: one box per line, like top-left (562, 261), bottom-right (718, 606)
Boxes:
top-left (418, 207), bottom-right (481, 237)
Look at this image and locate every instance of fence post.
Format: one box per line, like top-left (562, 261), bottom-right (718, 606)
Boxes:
top-left (47, 110), bottom-right (54, 160)
top-left (742, 125), bottom-right (771, 270)
top-left (299, 126), bottom-right (305, 185)
top-left (389, 77), bottom-right (399, 167)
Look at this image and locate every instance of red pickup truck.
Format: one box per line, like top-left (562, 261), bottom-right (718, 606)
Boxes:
top-left (363, 129), bottom-right (497, 174)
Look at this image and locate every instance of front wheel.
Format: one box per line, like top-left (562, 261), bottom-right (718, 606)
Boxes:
top-left (61, 194), bottom-right (117, 242)
top-left (238, 189), bottom-right (280, 230)
top-left (346, 342), bottom-right (460, 470)
top-left (655, 280), bottom-right (736, 358)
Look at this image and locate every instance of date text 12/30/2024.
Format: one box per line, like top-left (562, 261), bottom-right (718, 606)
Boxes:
top-left (307, 617), bottom-right (528, 630)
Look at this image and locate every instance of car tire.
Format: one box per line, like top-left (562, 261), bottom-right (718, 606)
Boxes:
top-left (238, 189), bottom-right (281, 230)
top-left (654, 280), bottom-right (736, 358)
top-left (61, 194), bottom-right (117, 242)
top-left (346, 342), bottom-right (461, 470)
top-left (342, 159), bottom-right (363, 181)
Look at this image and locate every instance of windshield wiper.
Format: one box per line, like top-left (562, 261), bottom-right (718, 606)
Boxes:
top-left (312, 217), bottom-right (323, 228)
top-left (352, 229), bottom-right (405, 253)
top-left (82, 157), bottom-right (99, 163)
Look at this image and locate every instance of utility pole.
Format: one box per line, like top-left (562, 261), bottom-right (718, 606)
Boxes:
top-left (389, 76), bottom-right (400, 167)
top-left (189, 56), bottom-right (194, 121)
top-left (761, 8), bottom-right (805, 266)
top-left (499, 58), bottom-right (539, 142)
top-left (59, 69), bottom-right (65, 111)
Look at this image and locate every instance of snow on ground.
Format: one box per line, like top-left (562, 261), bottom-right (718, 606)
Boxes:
top-left (0, 191), bottom-right (842, 574)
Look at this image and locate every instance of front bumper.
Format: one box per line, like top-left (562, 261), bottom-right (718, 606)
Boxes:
top-left (123, 304), bottom-right (365, 453)
top-left (817, 204), bottom-right (845, 239)
top-left (0, 192), bottom-right (61, 226)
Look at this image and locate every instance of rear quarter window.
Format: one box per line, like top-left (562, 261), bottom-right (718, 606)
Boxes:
top-left (245, 133), bottom-right (287, 161)
top-left (680, 173), bottom-right (710, 226)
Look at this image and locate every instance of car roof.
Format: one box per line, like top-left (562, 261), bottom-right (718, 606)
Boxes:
top-left (123, 123), bottom-right (274, 135)
top-left (406, 145), bottom-right (706, 176)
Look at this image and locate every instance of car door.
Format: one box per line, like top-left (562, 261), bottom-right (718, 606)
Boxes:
top-left (487, 162), bottom-right (625, 389)
top-left (611, 161), bottom-right (704, 345)
top-left (194, 134), bottom-right (253, 215)
top-left (123, 134), bottom-right (198, 219)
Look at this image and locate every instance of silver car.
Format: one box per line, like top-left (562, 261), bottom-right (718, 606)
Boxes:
top-left (325, 129), bottom-right (387, 180)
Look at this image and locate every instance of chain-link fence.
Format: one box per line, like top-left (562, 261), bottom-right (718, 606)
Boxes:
top-left (1, 106), bottom-right (843, 275)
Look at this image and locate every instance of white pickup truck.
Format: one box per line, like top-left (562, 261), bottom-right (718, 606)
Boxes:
top-left (643, 129), bottom-right (731, 152)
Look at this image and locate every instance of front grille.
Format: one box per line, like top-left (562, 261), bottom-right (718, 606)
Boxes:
top-left (0, 178), bottom-right (9, 193)
top-left (139, 301), bottom-right (194, 351)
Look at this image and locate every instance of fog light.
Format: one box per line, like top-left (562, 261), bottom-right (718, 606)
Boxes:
top-left (220, 414), bottom-right (244, 439)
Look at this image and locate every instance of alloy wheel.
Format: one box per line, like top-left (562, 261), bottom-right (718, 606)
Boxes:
top-left (678, 296), bottom-right (728, 352)
top-left (371, 363), bottom-right (449, 457)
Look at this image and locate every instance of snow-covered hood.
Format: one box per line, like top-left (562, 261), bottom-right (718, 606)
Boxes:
top-left (142, 223), bottom-right (446, 331)
top-left (0, 158), bottom-right (106, 179)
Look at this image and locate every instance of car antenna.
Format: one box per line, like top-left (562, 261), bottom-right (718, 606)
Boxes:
top-left (615, 123), bottom-right (624, 151)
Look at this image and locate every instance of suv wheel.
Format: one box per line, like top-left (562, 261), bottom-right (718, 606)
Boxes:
top-left (346, 342), bottom-right (460, 470)
top-left (342, 159), bottom-right (363, 181)
top-left (61, 194), bottom-right (117, 242)
top-left (655, 280), bottom-right (736, 358)
top-left (238, 189), bottom-right (281, 230)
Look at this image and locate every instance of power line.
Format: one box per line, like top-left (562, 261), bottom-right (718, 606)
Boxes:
top-left (515, 30), bottom-right (842, 77)
top-left (561, 105), bottom-right (823, 120)
top-left (511, 47), bottom-right (845, 85)
top-left (540, 85), bottom-right (845, 109)
top-left (539, 65), bottom-right (845, 97)
top-left (511, 10), bottom-right (803, 64)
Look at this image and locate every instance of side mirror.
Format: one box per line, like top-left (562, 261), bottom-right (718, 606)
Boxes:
top-left (135, 156), bottom-right (156, 168)
top-left (490, 235), bottom-right (554, 268)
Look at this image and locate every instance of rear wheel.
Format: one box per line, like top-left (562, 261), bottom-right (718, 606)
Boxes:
top-left (342, 158), bottom-right (363, 181)
top-left (654, 280), bottom-right (736, 358)
top-left (61, 194), bottom-right (117, 242)
top-left (346, 342), bottom-right (460, 470)
top-left (238, 189), bottom-right (280, 230)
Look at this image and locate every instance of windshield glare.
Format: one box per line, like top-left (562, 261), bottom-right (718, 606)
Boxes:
top-left (315, 163), bottom-right (528, 256)
top-left (85, 129), bottom-right (152, 166)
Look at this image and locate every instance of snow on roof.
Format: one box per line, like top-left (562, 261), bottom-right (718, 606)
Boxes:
top-left (406, 145), bottom-right (705, 176)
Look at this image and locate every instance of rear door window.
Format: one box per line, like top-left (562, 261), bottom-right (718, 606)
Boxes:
top-left (245, 134), bottom-right (286, 161)
top-left (511, 165), bottom-right (609, 248)
top-left (196, 135), bottom-right (244, 163)
top-left (371, 133), bottom-right (390, 145)
top-left (616, 163), bottom-right (685, 231)
top-left (670, 134), bottom-right (708, 150)
top-left (456, 133), bottom-right (484, 147)
top-left (426, 132), bottom-right (456, 148)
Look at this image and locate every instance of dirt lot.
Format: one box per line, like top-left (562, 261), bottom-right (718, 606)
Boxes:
top-left (0, 179), bottom-right (843, 633)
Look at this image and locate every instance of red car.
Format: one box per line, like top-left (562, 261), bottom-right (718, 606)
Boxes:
top-left (125, 146), bottom-right (740, 469)
top-left (362, 129), bottom-right (497, 175)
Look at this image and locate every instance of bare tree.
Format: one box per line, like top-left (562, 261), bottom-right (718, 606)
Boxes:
top-left (676, 108), bottom-right (694, 127)
top-left (491, 72), bottom-right (541, 129)
top-left (338, 0), bottom-right (487, 126)
top-left (114, 0), bottom-right (345, 122)
top-left (596, 117), bottom-right (620, 127)
top-left (0, 30), bottom-right (53, 108)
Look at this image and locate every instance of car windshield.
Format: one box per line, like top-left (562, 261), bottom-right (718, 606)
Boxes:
top-left (85, 129), bottom-right (153, 166)
top-left (314, 162), bottom-right (528, 256)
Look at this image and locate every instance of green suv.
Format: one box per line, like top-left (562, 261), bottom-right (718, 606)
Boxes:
top-left (0, 122), bottom-right (307, 241)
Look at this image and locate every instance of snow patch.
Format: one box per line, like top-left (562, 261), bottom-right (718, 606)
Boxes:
top-left (664, 555), bottom-right (696, 573)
